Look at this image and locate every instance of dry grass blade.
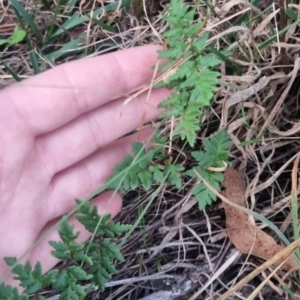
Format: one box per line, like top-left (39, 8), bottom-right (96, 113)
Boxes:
top-left (245, 259), bottom-right (288, 300)
top-left (291, 153), bottom-right (300, 279)
top-left (221, 76), bottom-right (270, 126)
top-left (258, 56), bottom-right (300, 136)
top-left (217, 238), bottom-right (300, 300)
top-left (188, 250), bottom-right (240, 300)
top-left (252, 153), bottom-right (299, 195)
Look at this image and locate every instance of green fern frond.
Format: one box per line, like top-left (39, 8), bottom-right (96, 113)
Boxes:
top-left (52, 267), bottom-right (90, 300)
top-left (4, 258), bottom-right (57, 295)
top-left (100, 240), bottom-right (125, 262)
top-left (49, 217), bottom-right (86, 262)
top-left (107, 142), bottom-right (160, 191)
top-left (186, 129), bottom-right (232, 209)
top-left (156, 0), bottom-right (223, 146)
top-left (180, 103), bottom-right (203, 145)
top-left (107, 142), bottom-right (184, 192)
top-left (164, 164), bottom-right (185, 189)
top-left (0, 282), bottom-right (29, 300)
top-left (89, 240), bottom-right (124, 291)
top-left (75, 199), bottom-right (132, 237)
top-left (187, 167), bottom-right (224, 210)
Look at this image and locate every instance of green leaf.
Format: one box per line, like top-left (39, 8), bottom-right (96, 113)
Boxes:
top-left (107, 142), bottom-right (163, 192)
top-left (93, 270), bottom-right (108, 292)
top-left (69, 282), bottom-right (85, 297)
top-left (188, 168), bottom-right (223, 210)
top-left (163, 27), bottom-right (183, 40)
top-left (178, 101), bottom-right (202, 146)
top-left (169, 0), bottom-right (183, 13)
top-left (258, 21), bottom-right (298, 51)
top-left (53, 270), bottom-right (69, 291)
top-left (91, 17), bottom-right (118, 33)
top-left (101, 240), bottom-right (124, 262)
top-left (190, 130), bottom-right (232, 169)
top-left (193, 182), bottom-right (215, 210)
top-left (169, 60), bottom-right (196, 82)
top-left (158, 46), bottom-right (184, 60)
top-left (193, 33), bottom-right (209, 53)
top-left (0, 57), bottom-right (21, 81)
top-left (50, 0), bottom-right (132, 39)
top-left (0, 26), bottom-right (26, 46)
top-left (42, 269), bottom-right (59, 286)
top-left (0, 38), bottom-right (9, 46)
top-left (203, 129), bottom-right (232, 165)
top-left (138, 169), bottom-right (153, 190)
top-left (29, 48), bottom-right (40, 75)
top-left (8, 27), bottom-right (26, 45)
top-left (100, 256), bottom-right (118, 275)
top-left (155, 0), bottom-right (222, 147)
top-left (49, 216), bottom-right (91, 266)
top-left (45, 34), bottom-right (86, 62)
top-left (49, 241), bottom-right (71, 260)
top-left (191, 151), bottom-right (214, 167)
top-left (197, 54), bottom-right (221, 68)
top-left (75, 200), bottom-right (131, 237)
top-left (185, 22), bottom-right (201, 38)
top-left (131, 142), bottom-right (154, 168)
top-left (151, 165), bottom-right (165, 184)
top-left (0, 282), bottom-right (28, 300)
top-left (179, 73), bottom-right (198, 89)
top-left (129, 172), bottom-right (139, 190)
top-left (73, 252), bottom-right (93, 266)
top-left (89, 240), bottom-right (125, 291)
top-left (131, 142), bottom-right (145, 157)
top-left (192, 69), bottom-right (220, 105)
top-left (98, 267), bottom-right (110, 280)
top-left (60, 286), bottom-right (79, 300)
top-left (68, 266), bottom-right (92, 280)
top-left (285, 8), bottom-right (299, 21)
top-left (186, 129), bottom-right (232, 209)
top-left (59, 217), bottom-right (80, 243)
top-left (52, 267), bottom-right (90, 298)
top-left (4, 258), bottom-right (43, 294)
top-left (165, 164), bottom-right (184, 189)
top-left (8, 0), bottom-right (43, 42)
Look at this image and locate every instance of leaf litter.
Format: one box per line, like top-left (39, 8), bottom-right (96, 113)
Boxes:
top-left (222, 167), bottom-right (297, 271)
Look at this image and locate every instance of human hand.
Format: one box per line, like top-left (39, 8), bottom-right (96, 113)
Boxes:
top-left (0, 45), bottom-right (168, 284)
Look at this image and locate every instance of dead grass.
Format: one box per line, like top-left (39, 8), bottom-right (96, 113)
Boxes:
top-left (2, 0), bottom-right (300, 299)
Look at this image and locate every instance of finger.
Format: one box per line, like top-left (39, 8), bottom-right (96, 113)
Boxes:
top-left (46, 127), bottom-right (153, 221)
top-left (3, 45), bottom-right (162, 136)
top-left (29, 191), bottom-right (122, 280)
top-left (36, 87), bottom-right (168, 175)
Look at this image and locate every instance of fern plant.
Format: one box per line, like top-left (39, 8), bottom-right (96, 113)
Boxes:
top-left (156, 0), bottom-right (222, 147)
top-left (0, 201), bottom-right (132, 299)
top-left (107, 129), bottom-right (232, 211)
top-left (106, 0), bottom-right (231, 210)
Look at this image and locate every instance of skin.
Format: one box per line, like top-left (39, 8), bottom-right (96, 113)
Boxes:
top-left (0, 45), bottom-right (169, 286)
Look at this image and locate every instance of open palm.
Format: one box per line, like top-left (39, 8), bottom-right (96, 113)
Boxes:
top-left (0, 45), bottom-right (168, 285)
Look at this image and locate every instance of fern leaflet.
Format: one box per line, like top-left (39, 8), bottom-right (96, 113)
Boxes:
top-left (186, 129), bottom-right (232, 209)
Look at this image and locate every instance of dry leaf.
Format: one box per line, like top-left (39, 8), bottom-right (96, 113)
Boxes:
top-left (222, 168), bottom-right (297, 271)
